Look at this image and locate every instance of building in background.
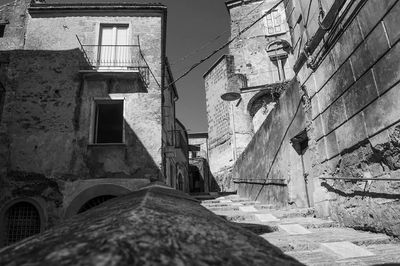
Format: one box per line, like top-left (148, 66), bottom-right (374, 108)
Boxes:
top-left (173, 119), bottom-right (189, 192)
top-left (188, 132), bottom-right (219, 193)
top-left (203, 0), bottom-right (294, 191)
top-left (0, 0), bottom-right (187, 246)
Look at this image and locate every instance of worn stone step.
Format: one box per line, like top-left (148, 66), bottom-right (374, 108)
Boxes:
top-left (286, 243), bottom-right (400, 265)
top-left (232, 217), bottom-right (338, 233)
top-left (201, 200), bottom-right (260, 208)
top-left (214, 207), bottom-right (316, 222)
top-left (260, 227), bottom-right (394, 252)
top-left (229, 222), bottom-right (278, 235)
top-left (201, 198), bottom-right (255, 205)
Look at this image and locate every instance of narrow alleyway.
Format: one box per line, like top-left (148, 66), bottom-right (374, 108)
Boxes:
top-left (199, 194), bottom-right (400, 265)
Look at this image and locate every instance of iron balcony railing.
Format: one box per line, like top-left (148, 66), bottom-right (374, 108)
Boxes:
top-left (79, 44), bottom-right (150, 85)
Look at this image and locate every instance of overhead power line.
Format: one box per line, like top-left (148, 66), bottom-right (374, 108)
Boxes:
top-left (169, 0), bottom-right (268, 67)
top-left (167, 0), bottom-right (284, 88)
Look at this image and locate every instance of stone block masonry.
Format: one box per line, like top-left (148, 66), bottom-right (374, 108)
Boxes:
top-left (231, 0), bottom-right (400, 237)
top-left (284, 0), bottom-right (400, 237)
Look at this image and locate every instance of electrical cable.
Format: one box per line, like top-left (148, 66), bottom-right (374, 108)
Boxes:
top-left (167, 0), bottom-right (284, 88)
top-left (169, 0), bottom-right (268, 67)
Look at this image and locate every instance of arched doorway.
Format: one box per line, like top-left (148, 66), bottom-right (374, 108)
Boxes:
top-left (0, 199), bottom-right (45, 247)
top-left (77, 195), bottom-right (116, 214)
top-left (64, 184), bottom-right (132, 218)
top-left (177, 173), bottom-right (183, 191)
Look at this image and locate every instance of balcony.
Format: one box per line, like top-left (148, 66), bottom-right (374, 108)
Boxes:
top-left (79, 44), bottom-right (150, 88)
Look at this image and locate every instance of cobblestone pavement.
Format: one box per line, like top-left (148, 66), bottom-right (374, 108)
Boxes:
top-left (198, 194), bottom-right (400, 266)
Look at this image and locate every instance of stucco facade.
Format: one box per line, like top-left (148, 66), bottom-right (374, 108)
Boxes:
top-left (0, 1), bottom-right (186, 246)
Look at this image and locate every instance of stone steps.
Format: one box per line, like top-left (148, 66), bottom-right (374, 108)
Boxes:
top-left (261, 227), bottom-right (394, 252)
top-left (201, 194), bottom-right (400, 265)
top-left (286, 243), bottom-right (400, 265)
top-left (214, 207), bottom-right (315, 222)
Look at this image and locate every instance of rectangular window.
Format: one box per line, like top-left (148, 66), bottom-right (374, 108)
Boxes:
top-left (0, 24), bottom-right (5, 38)
top-left (99, 24), bottom-right (129, 67)
top-left (265, 10), bottom-right (283, 35)
top-left (94, 100), bottom-right (124, 144)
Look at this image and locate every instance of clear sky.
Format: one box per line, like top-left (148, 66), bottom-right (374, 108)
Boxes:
top-left (0, 0), bottom-right (231, 133)
top-left (159, 0), bottom-right (230, 133)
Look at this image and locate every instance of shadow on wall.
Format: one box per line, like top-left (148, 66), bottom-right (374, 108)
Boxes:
top-left (1, 48), bottom-right (163, 181)
top-left (0, 48), bottom-right (165, 245)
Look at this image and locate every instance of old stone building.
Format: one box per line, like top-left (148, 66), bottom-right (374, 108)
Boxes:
top-left (187, 132), bottom-right (220, 193)
top-left (204, 0), bottom-right (294, 191)
top-left (225, 0), bottom-right (400, 238)
top-left (0, 0), bottom-right (188, 246)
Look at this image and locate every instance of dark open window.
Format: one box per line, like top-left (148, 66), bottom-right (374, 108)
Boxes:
top-left (0, 24), bottom-right (5, 38)
top-left (94, 100), bottom-right (124, 144)
top-left (4, 202), bottom-right (41, 246)
top-left (0, 84), bottom-right (5, 123)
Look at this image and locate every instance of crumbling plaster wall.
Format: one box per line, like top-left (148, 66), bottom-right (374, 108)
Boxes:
top-left (286, 0), bottom-right (400, 237)
top-left (0, 0), bottom-right (30, 50)
top-left (0, 11), bottom-right (165, 225)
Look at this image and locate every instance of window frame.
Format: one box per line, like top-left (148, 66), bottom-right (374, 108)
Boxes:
top-left (0, 198), bottom-right (46, 247)
top-left (96, 23), bottom-right (131, 69)
top-left (264, 9), bottom-right (285, 36)
top-left (0, 24), bottom-right (6, 38)
top-left (89, 97), bottom-right (126, 145)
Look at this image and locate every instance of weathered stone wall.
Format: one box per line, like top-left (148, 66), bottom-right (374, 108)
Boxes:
top-left (0, 5), bottom-right (167, 234)
top-left (0, 0), bottom-right (30, 50)
top-left (228, 0), bottom-right (294, 87)
top-left (204, 55), bottom-right (235, 191)
top-left (233, 79), bottom-right (308, 207)
top-left (285, 0), bottom-right (400, 236)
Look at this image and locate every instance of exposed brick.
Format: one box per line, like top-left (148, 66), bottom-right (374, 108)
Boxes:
top-left (357, 0), bottom-right (397, 37)
top-left (321, 97), bottom-right (347, 134)
top-left (325, 131), bottom-right (339, 159)
top-left (383, 0), bottom-right (400, 45)
top-left (343, 69), bottom-right (378, 118)
top-left (363, 82), bottom-right (400, 137)
top-left (350, 23), bottom-right (390, 79)
top-left (373, 41), bottom-right (400, 95)
top-left (336, 112), bottom-right (367, 152)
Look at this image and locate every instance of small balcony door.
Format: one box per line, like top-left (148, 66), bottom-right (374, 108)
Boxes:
top-left (99, 25), bottom-right (129, 68)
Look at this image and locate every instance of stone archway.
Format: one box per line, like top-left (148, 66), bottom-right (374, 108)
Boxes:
top-left (247, 90), bottom-right (276, 132)
top-left (64, 184), bottom-right (132, 218)
top-left (0, 198), bottom-right (46, 247)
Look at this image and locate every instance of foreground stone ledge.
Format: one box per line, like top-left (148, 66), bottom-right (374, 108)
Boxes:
top-left (0, 184), bottom-right (302, 266)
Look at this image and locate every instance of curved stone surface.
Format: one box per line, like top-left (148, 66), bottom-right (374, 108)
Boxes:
top-left (0, 185), bottom-right (302, 265)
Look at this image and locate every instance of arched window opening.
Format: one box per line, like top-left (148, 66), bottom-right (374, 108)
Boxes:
top-left (77, 195), bottom-right (116, 214)
top-left (4, 202), bottom-right (41, 246)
